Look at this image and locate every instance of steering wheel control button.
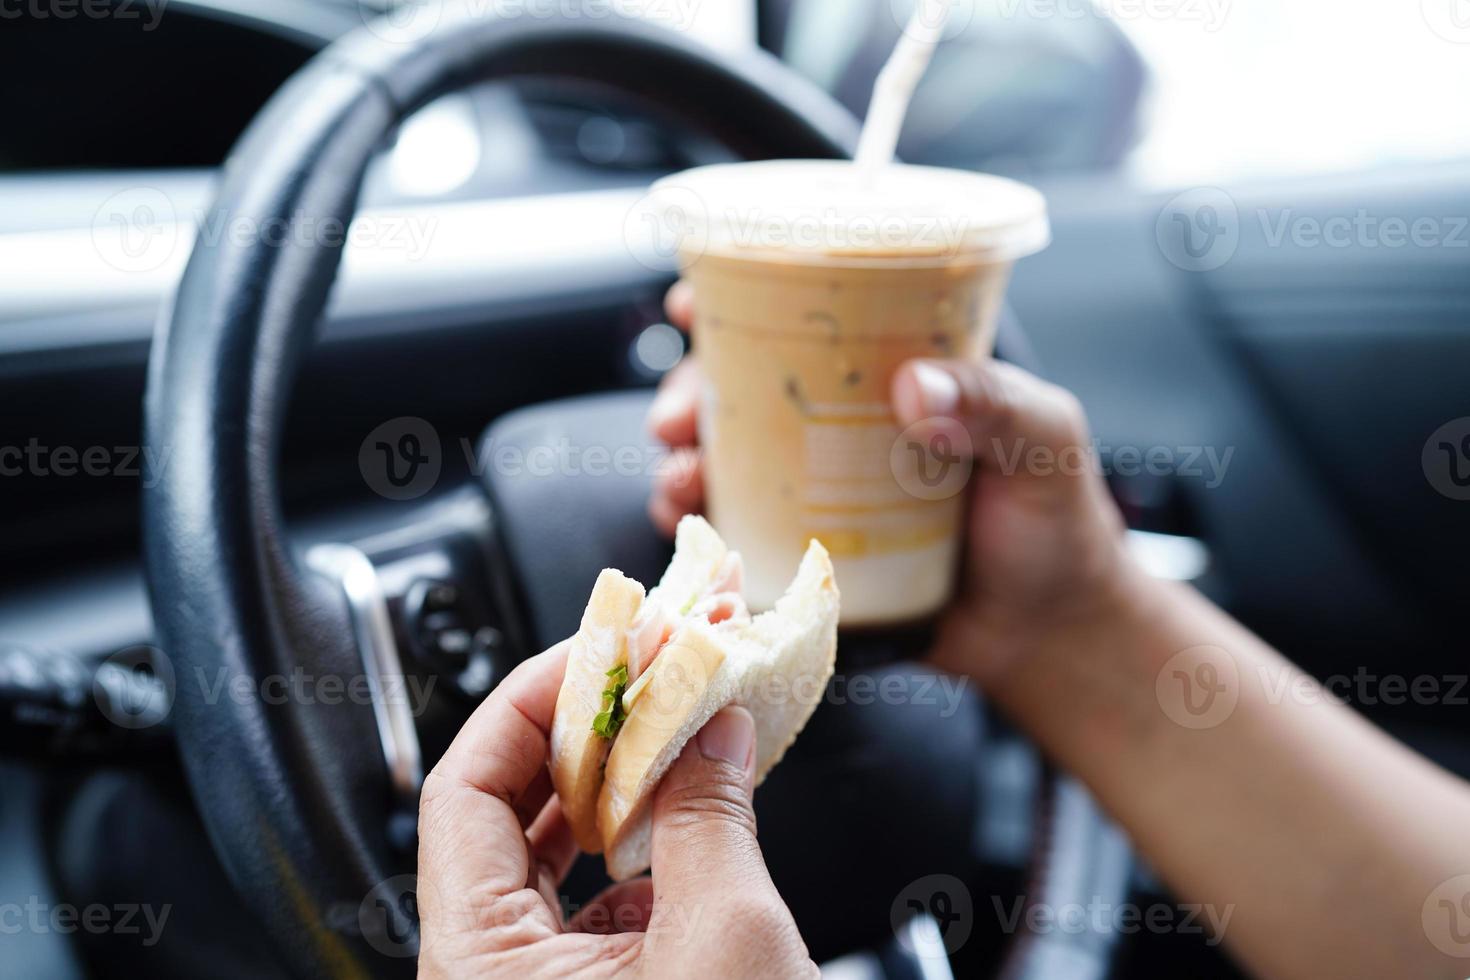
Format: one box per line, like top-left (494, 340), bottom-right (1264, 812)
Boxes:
top-left (433, 626), bottom-right (473, 660)
top-left (359, 416), bottom-right (442, 501)
top-left (308, 544), bottom-right (426, 804)
top-left (426, 582), bottom-right (459, 609)
top-left (45, 655), bottom-right (87, 710)
top-left (3, 646), bottom-right (46, 693)
top-left (2, 644), bottom-right (174, 758)
top-left (404, 579), bottom-right (503, 698)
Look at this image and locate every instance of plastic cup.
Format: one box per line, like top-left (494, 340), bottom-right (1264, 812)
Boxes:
top-left (649, 160), bottom-right (1048, 626)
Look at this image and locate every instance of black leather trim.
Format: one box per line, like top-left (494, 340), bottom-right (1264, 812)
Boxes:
top-left (480, 391), bottom-right (672, 651)
top-left (326, 7), bottom-right (861, 160)
top-left (145, 61), bottom-right (410, 978)
top-left (143, 6), bottom-right (859, 978)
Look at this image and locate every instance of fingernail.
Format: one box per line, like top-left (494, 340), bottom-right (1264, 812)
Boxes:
top-left (912, 362), bottom-right (961, 417)
top-left (647, 389), bottom-right (678, 433)
top-left (697, 707), bottom-right (754, 768)
top-left (666, 280), bottom-right (695, 322)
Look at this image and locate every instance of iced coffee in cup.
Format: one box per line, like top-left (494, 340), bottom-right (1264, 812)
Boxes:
top-left (647, 159), bottom-right (1049, 626)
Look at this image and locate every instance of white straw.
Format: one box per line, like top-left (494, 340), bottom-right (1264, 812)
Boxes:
top-left (854, 0), bottom-right (952, 185)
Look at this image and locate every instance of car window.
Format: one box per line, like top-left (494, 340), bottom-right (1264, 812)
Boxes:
top-left (1120, 0), bottom-right (1470, 186)
top-left (774, 0), bottom-right (1147, 176)
top-left (773, 0), bottom-right (1470, 185)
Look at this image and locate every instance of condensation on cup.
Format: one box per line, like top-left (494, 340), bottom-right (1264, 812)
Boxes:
top-left (652, 159), bottom-right (1049, 627)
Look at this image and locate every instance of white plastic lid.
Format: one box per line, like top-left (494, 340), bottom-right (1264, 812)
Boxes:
top-left (646, 159), bottom-right (1049, 265)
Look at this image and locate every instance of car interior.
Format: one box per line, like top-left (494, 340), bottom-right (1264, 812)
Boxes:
top-left (2, 1), bottom-right (1468, 978)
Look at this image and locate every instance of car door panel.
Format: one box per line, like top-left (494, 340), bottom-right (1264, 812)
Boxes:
top-left (1006, 169), bottom-right (1466, 686)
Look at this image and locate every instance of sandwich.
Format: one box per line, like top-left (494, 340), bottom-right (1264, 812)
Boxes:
top-left (549, 515), bottom-right (839, 881)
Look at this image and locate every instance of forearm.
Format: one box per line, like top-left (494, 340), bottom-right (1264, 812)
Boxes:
top-left (988, 564), bottom-right (1470, 979)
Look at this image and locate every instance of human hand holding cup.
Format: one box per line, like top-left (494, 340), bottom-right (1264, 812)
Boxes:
top-left (644, 160), bottom-right (1050, 628)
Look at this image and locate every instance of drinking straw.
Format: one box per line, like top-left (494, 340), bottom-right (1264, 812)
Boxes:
top-left (854, 0), bottom-right (953, 185)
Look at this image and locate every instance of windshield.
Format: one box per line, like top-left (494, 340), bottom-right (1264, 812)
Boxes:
top-left (1108, 0), bottom-right (1470, 186)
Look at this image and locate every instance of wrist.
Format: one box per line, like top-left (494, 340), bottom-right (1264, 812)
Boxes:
top-left (967, 551), bottom-right (1174, 711)
top-left (933, 529), bottom-right (1159, 676)
top-left (988, 560), bottom-right (1213, 777)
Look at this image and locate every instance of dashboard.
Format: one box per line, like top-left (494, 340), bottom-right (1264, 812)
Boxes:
top-left (0, 0), bottom-right (730, 727)
top-left (8, 6), bottom-right (1469, 979)
top-left (3, 3), bottom-right (314, 172)
top-left (0, 0), bottom-right (743, 583)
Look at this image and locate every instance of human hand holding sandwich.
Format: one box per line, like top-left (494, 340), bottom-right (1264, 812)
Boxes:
top-left (416, 643), bottom-right (817, 979)
top-left (416, 280), bottom-right (1470, 979)
top-left (418, 432), bottom-right (836, 978)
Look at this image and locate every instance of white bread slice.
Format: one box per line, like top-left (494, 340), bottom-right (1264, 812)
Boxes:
top-left (652, 514), bottom-right (731, 606)
top-left (549, 569), bottom-right (645, 852)
top-left (597, 538), bottom-right (839, 881)
top-left (548, 518), bottom-right (734, 851)
top-left (625, 516), bottom-right (737, 678)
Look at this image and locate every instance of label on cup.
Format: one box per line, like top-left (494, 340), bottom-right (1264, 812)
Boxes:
top-left (666, 160), bottom-right (1048, 627)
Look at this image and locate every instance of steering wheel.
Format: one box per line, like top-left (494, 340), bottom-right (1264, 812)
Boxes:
top-left (143, 5), bottom-right (1128, 978)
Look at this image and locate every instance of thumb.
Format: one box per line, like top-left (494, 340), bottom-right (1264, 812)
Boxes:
top-left (645, 706), bottom-right (812, 974)
top-left (649, 706), bottom-right (774, 904)
top-left (892, 357), bottom-right (1091, 475)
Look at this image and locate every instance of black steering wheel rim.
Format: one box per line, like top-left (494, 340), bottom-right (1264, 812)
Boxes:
top-left (143, 6), bottom-right (1123, 978)
top-left (144, 7), bottom-right (858, 977)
